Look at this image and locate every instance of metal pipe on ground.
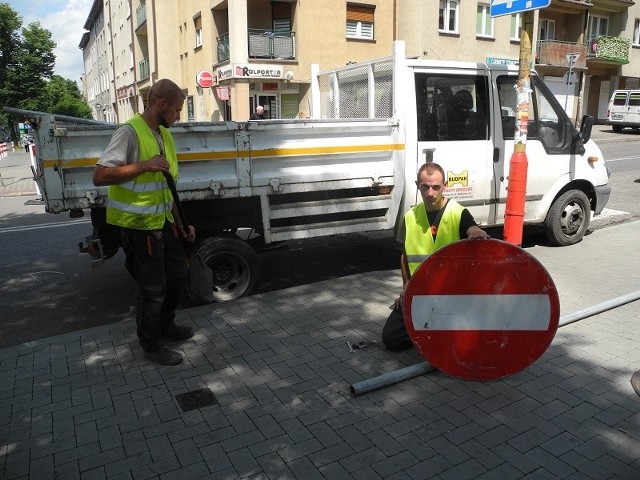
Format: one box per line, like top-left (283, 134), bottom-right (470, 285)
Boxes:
top-left (350, 290), bottom-right (640, 396)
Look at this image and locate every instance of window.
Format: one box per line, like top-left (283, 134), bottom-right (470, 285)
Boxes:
top-left (633, 19), bottom-right (640, 46)
top-left (497, 75), bottom-right (571, 153)
top-left (414, 73), bottom-right (489, 141)
top-left (538, 19), bottom-right (555, 41)
top-left (194, 13), bottom-right (202, 48)
top-left (439, 0), bottom-right (459, 34)
top-left (510, 13), bottom-right (521, 41)
top-left (187, 96), bottom-right (195, 122)
top-left (588, 15), bottom-right (608, 37)
top-left (272, 2), bottom-right (291, 34)
top-left (476, 4), bottom-right (493, 38)
top-left (347, 4), bottom-right (374, 40)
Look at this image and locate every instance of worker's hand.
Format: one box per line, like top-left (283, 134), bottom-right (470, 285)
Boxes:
top-left (466, 226), bottom-right (490, 240)
top-left (182, 225), bottom-right (196, 243)
top-left (144, 155), bottom-right (170, 173)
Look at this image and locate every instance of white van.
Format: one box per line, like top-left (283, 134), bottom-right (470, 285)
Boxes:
top-left (607, 89), bottom-right (640, 132)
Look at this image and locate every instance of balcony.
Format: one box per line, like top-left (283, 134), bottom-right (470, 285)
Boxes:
top-left (217, 32), bottom-right (229, 63)
top-left (136, 1), bottom-right (146, 29)
top-left (536, 40), bottom-right (587, 68)
top-left (248, 29), bottom-right (296, 60)
top-left (586, 35), bottom-right (630, 64)
top-left (139, 57), bottom-right (150, 80)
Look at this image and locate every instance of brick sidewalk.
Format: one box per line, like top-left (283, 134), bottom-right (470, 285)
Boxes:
top-left (1, 221), bottom-right (639, 479)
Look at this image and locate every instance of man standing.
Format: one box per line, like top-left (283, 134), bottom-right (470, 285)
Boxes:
top-left (93, 79), bottom-right (196, 366)
top-left (383, 162), bottom-right (489, 350)
top-left (250, 105), bottom-right (266, 120)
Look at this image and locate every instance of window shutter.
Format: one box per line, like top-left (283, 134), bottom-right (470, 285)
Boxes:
top-left (347, 5), bottom-right (374, 23)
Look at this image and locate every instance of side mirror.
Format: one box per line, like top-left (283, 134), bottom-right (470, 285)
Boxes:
top-left (579, 115), bottom-right (594, 143)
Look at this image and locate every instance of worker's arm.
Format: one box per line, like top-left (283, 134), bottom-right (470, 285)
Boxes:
top-left (93, 156), bottom-right (169, 186)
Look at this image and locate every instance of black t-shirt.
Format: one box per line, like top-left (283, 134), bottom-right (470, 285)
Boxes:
top-left (396, 200), bottom-right (478, 244)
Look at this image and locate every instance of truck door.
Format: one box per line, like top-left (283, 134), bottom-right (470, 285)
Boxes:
top-left (413, 71), bottom-right (492, 223)
top-left (491, 73), bottom-right (579, 225)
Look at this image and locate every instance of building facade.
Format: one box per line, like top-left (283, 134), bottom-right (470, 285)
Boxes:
top-left (79, 0), bottom-right (640, 124)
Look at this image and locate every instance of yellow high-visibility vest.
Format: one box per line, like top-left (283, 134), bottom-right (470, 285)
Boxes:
top-left (404, 200), bottom-right (465, 275)
top-left (106, 114), bottom-right (178, 230)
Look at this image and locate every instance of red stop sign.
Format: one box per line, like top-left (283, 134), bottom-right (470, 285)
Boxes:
top-left (404, 239), bottom-right (560, 381)
top-left (196, 71), bottom-right (214, 88)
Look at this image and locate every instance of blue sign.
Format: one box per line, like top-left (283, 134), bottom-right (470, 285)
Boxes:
top-left (490, 0), bottom-right (551, 17)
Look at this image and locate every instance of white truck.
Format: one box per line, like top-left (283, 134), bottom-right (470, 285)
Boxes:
top-left (9, 42), bottom-right (611, 302)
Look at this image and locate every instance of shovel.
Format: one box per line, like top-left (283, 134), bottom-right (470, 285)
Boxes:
top-left (163, 171), bottom-right (214, 303)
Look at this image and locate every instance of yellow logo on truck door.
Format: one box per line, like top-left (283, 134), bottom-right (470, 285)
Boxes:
top-left (445, 170), bottom-right (473, 198)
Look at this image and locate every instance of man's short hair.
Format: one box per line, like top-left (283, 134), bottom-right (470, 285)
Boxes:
top-left (147, 79), bottom-right (186, 106)
top-left (416, 162), bottom-right (446, 184)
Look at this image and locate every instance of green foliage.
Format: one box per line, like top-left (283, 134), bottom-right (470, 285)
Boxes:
top-left (0, 3), bottom-right (92, 141)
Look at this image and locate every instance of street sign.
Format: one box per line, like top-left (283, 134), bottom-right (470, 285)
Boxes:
top-left (490, 0), bottom-right (551, 17)
top-left (403, 239), bottom-right (560, 381)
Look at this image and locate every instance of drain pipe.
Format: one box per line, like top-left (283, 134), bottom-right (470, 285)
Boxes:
top-left (350, 290), bottom-right (640, 396)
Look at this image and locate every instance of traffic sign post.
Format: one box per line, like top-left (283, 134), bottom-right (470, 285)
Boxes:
top-left (404, 239), bottom-right (560, 381)
top-left (564, 53), bottom-right (580, 112)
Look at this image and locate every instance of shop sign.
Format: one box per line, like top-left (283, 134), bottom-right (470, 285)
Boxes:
top-left (234, 64), bottom-right (283, 79)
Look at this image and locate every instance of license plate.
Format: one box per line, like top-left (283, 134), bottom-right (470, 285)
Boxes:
top-left (612, 114), bottom-right (623, 120)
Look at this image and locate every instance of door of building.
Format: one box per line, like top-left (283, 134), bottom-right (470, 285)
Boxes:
top-left (251, 94), bottom-right (278, 119)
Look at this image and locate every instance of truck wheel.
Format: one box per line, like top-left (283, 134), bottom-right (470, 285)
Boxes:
top-left (196, 235), bottom-right (262, 302)
top-left (612, 125), bottom-right (622, 133)
top-left (544, 190), bottom-right (591, 246)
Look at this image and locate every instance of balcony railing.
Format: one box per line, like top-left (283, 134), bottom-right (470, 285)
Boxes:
top-left (248, 29), bottom-right (296, 60)
top-left (136, 1), bottom-right (146, 29)
top-left (217, 32), bottom-right (230, 63)
top-left (139, 57), bottom-right (150, 80)
top-left (536, 40), bottom-right (587, 68)
top-left (586, 35), bottom-right (630, 64)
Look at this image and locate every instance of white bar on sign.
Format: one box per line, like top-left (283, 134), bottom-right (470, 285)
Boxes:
top-left (410, 294), bottom-right (551, 331)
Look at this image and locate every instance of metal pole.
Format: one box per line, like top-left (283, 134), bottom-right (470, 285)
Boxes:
top-left (559, 290), bottom-right (640, 327)
top-left (350, 362), bottom-right (436, 396)
top-left (350, 291), bottom-right (640, 396)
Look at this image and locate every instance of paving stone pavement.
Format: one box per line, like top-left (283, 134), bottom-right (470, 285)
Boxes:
top-left (1, 127), bottom-right (640, 479)
top-left (1, 219), bottom-right (639, 480)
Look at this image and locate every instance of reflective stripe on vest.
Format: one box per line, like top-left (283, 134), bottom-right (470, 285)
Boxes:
top-left (404, 200), bottom-right (465, 276)
top-left (106, 114), bottom-right (178, 230)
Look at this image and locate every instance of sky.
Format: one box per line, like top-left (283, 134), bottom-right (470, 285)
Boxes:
top-left (7, 0), bottom-right (93, 83)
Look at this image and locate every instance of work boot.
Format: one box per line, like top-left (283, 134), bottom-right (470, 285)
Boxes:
top-left (144, 344), bottom-right (183, 366)
top-left (161, 324), bottom-right (195, 341)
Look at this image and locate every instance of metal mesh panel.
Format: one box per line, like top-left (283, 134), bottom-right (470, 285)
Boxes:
top-left (337, 65), bottom-right (370, 118)
top-left (373, 61), bottom-right (393, 118)
top-left (315, 59), bottom-right (394, 119)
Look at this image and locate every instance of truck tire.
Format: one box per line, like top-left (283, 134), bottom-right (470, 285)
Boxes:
top-left (544, 190), bottom-right (591, 246)
top-left (196, 235), bottom-right (262, 302)
top-left (612, 125), bottom-right (623, 133)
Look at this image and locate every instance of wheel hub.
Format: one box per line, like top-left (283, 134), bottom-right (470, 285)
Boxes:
top-left (560, 202), bottom-right (585, 235)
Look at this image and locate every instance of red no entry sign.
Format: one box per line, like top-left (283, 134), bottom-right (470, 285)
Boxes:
top-left (404, 239), bottom-right (560, 381)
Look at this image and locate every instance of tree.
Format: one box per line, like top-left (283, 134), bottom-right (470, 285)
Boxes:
top-left (0, 3), bottom-right (91, 143)
top-left (41, 76), bottom-right (92, 118)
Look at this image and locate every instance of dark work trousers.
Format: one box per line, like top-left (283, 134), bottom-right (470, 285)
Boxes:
top-left (122, 222), bottom-right (189, 350)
